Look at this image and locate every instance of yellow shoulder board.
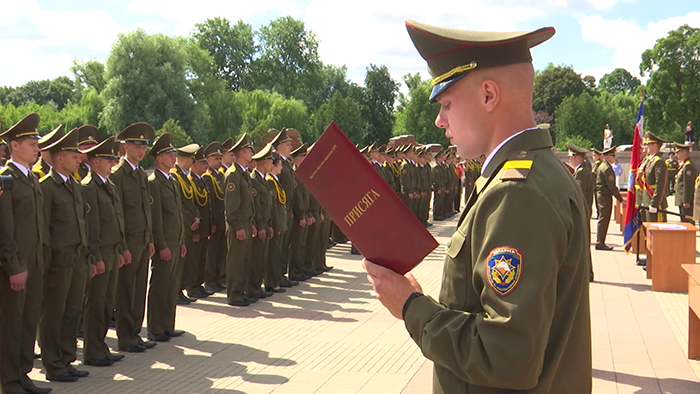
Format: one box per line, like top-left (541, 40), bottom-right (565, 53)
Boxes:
top-left (500, 151), bottom-right (537, 181)
top-left (39, 174), bottom-right (51, 183)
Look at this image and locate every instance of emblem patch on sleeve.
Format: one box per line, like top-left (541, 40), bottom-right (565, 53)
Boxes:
top-left (227, 183), bottom-right (235, 192)
top-left (486, 247), bottom-right (523, 296)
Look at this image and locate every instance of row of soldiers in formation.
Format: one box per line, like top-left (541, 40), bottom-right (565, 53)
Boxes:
top-left (566, 131), bottom-right (697, 258)
top-left (0, 113), bottom-right (348, 393)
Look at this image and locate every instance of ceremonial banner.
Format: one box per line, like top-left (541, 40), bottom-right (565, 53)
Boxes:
top-left (623, 101), bottom-right (644, 253)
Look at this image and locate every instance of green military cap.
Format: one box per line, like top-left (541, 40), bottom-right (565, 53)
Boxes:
top-left (291, 142), bottom-right (308, 157)
top-left (231, 133), bottom-right (252, 153)
top-left (82, 135), bottom-right (118, 160)
top-left (591, 148), bottom-right (602, 155)
top-left (44, 127), bottom-right (80, 154)
top-left (194, 145), bottom-right (207, 162)
top-left (435, 149), bottom-right (446, 158)
top-left (38, 124), bottom-right (65, 150)
top-left (221, 138), bottom-right (234, 153)
top-left (566, 142), bottom-right (589, 156)
top-left (0, 112), bottom-right (41, 141)
top-left (673, 142), bottom-right (693, 152)
top-left (176, 143), bottom-right (200, 158)
top-left (602, 146), bottom-right (617, 156)
top-left (405, 144), bottom-right (416, 153)
top-left (117, 122), bottom-right (154, 145)
top-left (203, 141), bottom-right (222, 157)
top-left (148, 132), bottom-right (176, 158)
top-left (113, 140), bottom-right (122, 157)
top-left (77, 125), bottom-right (101, 146)
top-left (368, 142), bottom-right (378, 152)
top-left (378, 144), bottom-right (388, 154)
top-left (643, 131), bottom-right (666, 145)
top-left (405, 20), bottom-right (555, 102)
top-left (270, 127), bottom-right (292, 146)
top-left (252, 143), bottom-right (274, 161)
top-left (386, 145), bottom-right (395, 156)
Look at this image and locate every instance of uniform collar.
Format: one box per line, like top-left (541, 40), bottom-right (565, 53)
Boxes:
top-left (7, 159), bottom-right (30, 177)
top-left (157, 167), bottom-right (171, 179)
top-left (481, 127), bottom-right (538, 175)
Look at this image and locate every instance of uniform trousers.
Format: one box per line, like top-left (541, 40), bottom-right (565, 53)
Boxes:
top-left (288, 221), bottom-right (308, 279)
top-left (226, 226), bottom-right (252, 303)
top-left (249, 235), bottom-right (270, 295)
top-left (184, 236), bottom-right (208, 297)
top-left (596, 194), bottom-right (613, 245)
top-left (83, 246), bottom-right (119, 360)
top-left (116, 239), bottom-right (149, 348)
top-left (265, 233), bottom-right (283, 289)
top-left (147, 240), bottom-right (182, 335)
top-left (303, 220), bottom-right (318, 274)
top-left (39, 247), bottom-right (87, 378)
top-left (204, 227), bottom-right (226, 288)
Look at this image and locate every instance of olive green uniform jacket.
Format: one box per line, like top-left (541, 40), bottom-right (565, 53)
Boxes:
top-left (404, 128), bottom-right (592, 393)
top-left (675, 159), bottom-right (697, 208)
top-left (574, 160), bottom-right (595, 217)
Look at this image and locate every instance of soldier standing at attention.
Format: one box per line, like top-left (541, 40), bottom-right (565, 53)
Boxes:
top-left (184, 146), bottom-right (212, 299)
top-left (219, 137), bottom-right (234, 173)
top-left (595, 147), bottom-right (624, 251)
top-left (591, 148), bottom-right (602, 219)
top-left (202, 142), bottom-right (226, 294)
top-left (32, 124), bottom-right (63, 178)
top-left (270, 129), bottom-right (298, 287)
top-left (364, 20), bottom-right (591, 393)
top-left (146, 133), bottom-right (187, 342)
top-left (38, 127), bottom-right (90, 383)
top-left (0, 113), bottom-right (52, 394)
top-left (432, 150), bottom-right (446, 220)
top-left (76, 125), bottom-right (100, 181)
top-left (81, 136), bottom-right (127, 367)
top-left (639, 132), bottom-right (668, 222)
top-left (265, 153), bottom-right (288, 293)
top-left (171, 144), bottom-right (201, 305)
top-left (224, 134), bottom-right (257, 306)
top-left (568, 142), bottom-right (596, 280)
top-left (288, 143), bottom-right (313, 281)
top-left (110, 123), bottom-right (156, 353)
top-left (249, 144), bottom-right (275, 298)
top-left (674, 143), bottom-right (697, 223)
top-left (666, 150), bottom-right (679, 196)
top-left (400, 145), bottom-right (419, 219)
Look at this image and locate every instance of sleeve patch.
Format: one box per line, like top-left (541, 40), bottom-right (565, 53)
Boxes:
top-left (227, 183), bottom-right (235, 192)
top-left (486, 247), bottom-right (523, 296)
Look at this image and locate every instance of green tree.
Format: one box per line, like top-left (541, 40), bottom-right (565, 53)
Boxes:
top-left (311, 91), bottom-right (364, 144)
top-left (598, 68), bottom-right (641, 95)
top-left (393, 73), bottom-right (444, 146)
top-left (192, 18), bottom-right (257, 91)
top-left (641, 24), bottom-right (700, 139)
top-left (156, 118), bottom-right (193, 147)
top-left (0, 77), bottom-right (75, 110)
top-left (533, 64), bottom-right (586, 115)
top-left (70, 60), bottom-right (107, 94)
top-left (100, 29), bottom-right (207, 136)
top-left (359, 64), bottom-right (399, 145)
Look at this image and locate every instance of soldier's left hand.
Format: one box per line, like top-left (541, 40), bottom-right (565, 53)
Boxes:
top-left (268, 227), bottom-right (274, 239)
top-left (684, 203), bottom-right (691, 208)
top-left (180, 245), bottom-right (187, 258)
top-left (148, 243), bottom-right (155, 257)
top-left (94, 261), bottom-right (106, 276)
top-left (363, 259), bottom-right (423, 320)
top-left (257, 229), bottom-right (267, 240)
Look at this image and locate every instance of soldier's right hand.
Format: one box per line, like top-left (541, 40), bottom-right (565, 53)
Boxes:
top-left (9, 271), bottom-right (28, 291)
top-left (236, 229), bottom-right (247, 240)
top-left (118, 254), bottom-right (126, 268)
top-left (257, 229), bottom-right (267, 240)
top-left (211, 225), bottom-right (217, 234)
top-left (159, 248), bottom-right (172, 261)
top-left (122, 249), bottom-right (132, 265)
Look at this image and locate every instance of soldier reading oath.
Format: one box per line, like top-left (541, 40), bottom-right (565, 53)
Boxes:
top-left (363, 20), bottom-right (592, 393)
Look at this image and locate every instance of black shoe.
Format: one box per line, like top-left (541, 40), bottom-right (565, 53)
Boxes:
top-left (189, 291), bottom-right (208, 299)
top-left (106, 353), bottom-right (124, 362)
top-left (67, 369), bottom-right (89, 378)
top-left (245, 296), bottom-right (259, 303)
top-left (76, 328), bottom-right (83, 338)
top-left (636, 258), bottom-right (647, 267)
top-left (118, 344), bottom-right (145, 353)
top-left (266, 287), bottom-right (286, 293)
top-left (34, 352), bottom-right (41, 359)
top-left (108, 318), bottom-right (116, 328)
top-left (204, 286), bottom-right (218, 295)
top-left (290, 279), bottom-right (300, 286)
top-left (323, 266), bottom-right (333, 272)
top-left (595, 244), bottom-right (613, 251)
top-left (47, 372), bottom-right (79, 383)
top-left (84, 358), bottom-right (113, 367)
top-left (25, 386), bottom-right (52, 394)
top-left (165, 330), bottom-right (185, 338)
top-left (137, 338), bottom-right (157, 349)
top-left (176, 293), bottom-right (191, 305)
top-left (216, 282), bottom-right (227, 290)
top-left (228, 299), bottom-right (251, 307)
top-left (147, 333), bottom-right (170, 342)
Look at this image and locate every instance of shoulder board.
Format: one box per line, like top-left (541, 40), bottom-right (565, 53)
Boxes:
top-left (111, 165), bottom-right (120, 174)
top-left (218, 167), bottom-right (226, 174)
top-left (0, 167), bottom-right (8, 175)
top-left (500, 150), bottom-right (537, 181)
top-left (652, 155), bottom-right (661, 162)
top-left (39, 174), bottom-right (51, 183)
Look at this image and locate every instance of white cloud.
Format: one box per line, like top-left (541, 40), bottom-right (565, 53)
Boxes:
top-left (0, 1), bottom-right (124, 87)
top-left (578, 11), bottom-right (700, 80)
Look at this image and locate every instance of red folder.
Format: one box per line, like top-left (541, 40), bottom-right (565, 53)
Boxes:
top-left (295, 121), bottom-right (439, 274)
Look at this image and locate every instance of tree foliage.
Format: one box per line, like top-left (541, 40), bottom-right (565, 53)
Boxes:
top-left (533, 64), bottom-right (586, 115)
top-left (598, 68), bottom-right (641, 96)
top-left (359, 64), bottom-right (399, 145)
top-left (393, 73), bottom-right (445, 146)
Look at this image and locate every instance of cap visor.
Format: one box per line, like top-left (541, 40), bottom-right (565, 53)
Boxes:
top-left (430, 74), bottom-right (466, 102)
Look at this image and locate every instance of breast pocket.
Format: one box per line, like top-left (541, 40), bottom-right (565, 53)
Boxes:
top-left (98, 191), bottom-right (117, 220)
top-left (439, 229), bottom-right (468, 308)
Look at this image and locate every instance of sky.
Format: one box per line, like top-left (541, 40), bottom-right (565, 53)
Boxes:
top-left (1, 0), bottom-right (699, 89)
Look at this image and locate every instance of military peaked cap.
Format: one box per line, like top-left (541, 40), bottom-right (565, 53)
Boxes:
top-left (204, 141), bottom-right (222, 157)
top-left (83, 136), bottom-right (118, 160)
top-left (148, 132), bottom-right (176, 158)
top-left (252, 143), bottom-right (274, 161)
top-left (231, 133), bottom-right (252, 153)
top-left (44, 127), bottom-right (80, 154)
top-left (117, 122), bottom-right (154, 145)
top-left (176, 143), bottom-right (200, 158)
top-left (78, 125), bottom-right (101, 146)
top-left (39, 124), bottom-right (65, 150)
top-left (0, 112), bottom-right (41, 141)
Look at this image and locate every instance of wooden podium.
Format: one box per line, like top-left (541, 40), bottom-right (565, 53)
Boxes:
top-left (644, 222), bottom-right (699, 292)
top-left (616, 191), bottom-right (627, 231)
top-left (681, 264), bottom-right (700, 359)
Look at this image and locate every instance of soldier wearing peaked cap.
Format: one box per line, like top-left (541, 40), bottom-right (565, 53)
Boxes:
top-left (0, 113), bottom-right (52, 394)
top-left (81, 136), bottom-right (128, 367)
top-left (202, 141), bottom-right (227, 294)
top-left (249, 144), bottom-right (276, 297)
top-left (363, 20), bottom-right (592, 393)
top-left (568, 142), bottom-right (595, 280)
top-left (220, 137), bottom-right (235, 173)
top-left (183, 146), bottom-right (212, 299)
top-left (595, 147), bottom-right (623, 251)
top-left (223, 133), bottom-right (258, 306)
top-left (32, 124), bottom-right (64, 178)
top-left (110, 122), bottom-right (156, 353)
top-left (590, 148), bottom-right (603, 219)
top-left (171, 144), bottom-right (202, 305)
top-left (638, 131), bottom-right (668, 222)
top-left (288, 143), bottom-right (313, 280)
top-left (38, 127), bottom-right (91, 382)
top-left (265, 152), bottom-right (289, 292)
top-left (672, 143), bottom-right (697, 223)
top-left (145, 133), bottom-right (186, 342)
top-left (76, 125), bottom-right (101, 181)
top-left (270, 128), bottom-right (298, 287)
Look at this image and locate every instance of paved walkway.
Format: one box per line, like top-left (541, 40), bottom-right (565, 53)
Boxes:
top-left (27, 212), bottom-right (700, 393)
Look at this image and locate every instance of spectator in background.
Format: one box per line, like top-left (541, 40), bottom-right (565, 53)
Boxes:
top-left (603, 124), bottom-right (613, 149)
top-left (685, 121), bottom-right (695, 149)
top-left (611, 156), bottom-right (623, 189)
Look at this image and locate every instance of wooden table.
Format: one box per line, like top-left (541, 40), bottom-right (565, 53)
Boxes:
top-left (682, 264), bottom-right (700, 359)
top-left (616, 191), bottom-right (627, 231)
top-left (644, 222), bottom-right (699, 292)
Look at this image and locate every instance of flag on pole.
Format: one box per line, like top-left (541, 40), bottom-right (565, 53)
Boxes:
top-left (623, 100), bottom-right (644, 253)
